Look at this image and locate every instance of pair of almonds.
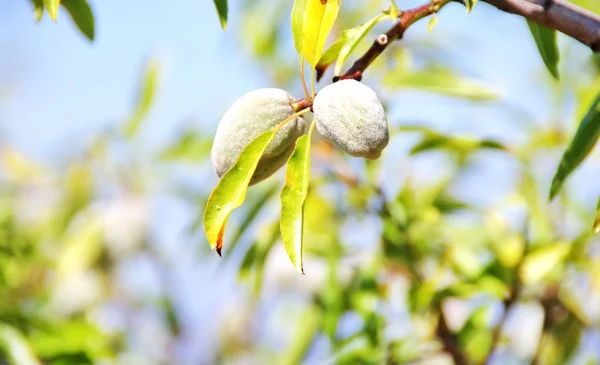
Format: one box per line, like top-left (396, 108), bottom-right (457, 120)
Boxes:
top-left (211, 80), bottom-right (389, 184)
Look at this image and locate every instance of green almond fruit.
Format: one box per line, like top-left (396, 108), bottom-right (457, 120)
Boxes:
top-left (313, 80), bottom-right (389, 159)
top-left (211, 88), bottom-right (306, 185)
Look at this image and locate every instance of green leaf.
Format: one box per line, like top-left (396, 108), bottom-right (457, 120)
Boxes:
top-left (389, 0), bottom-right (400, 21)
top-left (315, 37), bottom-right (346, 81)
top-left (527, 20), bottom-right (560, 80)
top-left (427, 14), bottom-right (438, 32)
top-left (125, 60), bottom-right (161, 138)
top-left (594, 197), bottom-right (600, 233)
top-left (43, 0), bottom-right (60, 21)
top-left (204, 128), bottom-right (281, 255)
top-left (31, 0), bottom-right (44, 21)
top-left (61, 0), bottom-right (95, 41)
top-left (519, 242), bottom-right (571, 285)
top-left (213, 0), bottom-right (228, 30)
top-left (0, 323), bottom-right (41, 365)
top-left (280, 129), bottom-right (313, 274)
top-left (295, 0), bottom-right (341, 67)
top-left (159, 129), bottom-right (212, 162)
top-left (384, 67), bottom-right (499, 101)
top-left (332, 14), bottom-right (386, 76)
top-left (228, 183), bottom-right (279, 256)
top-left (549, 91), bottom-right (600, 199)
top-left (466, 0), bottom-right (478, 13)
top-left (292, 0), bottom-right (308, 56)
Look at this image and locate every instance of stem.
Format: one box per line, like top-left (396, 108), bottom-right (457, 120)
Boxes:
top-left (336, 0), bottom-right (454, 81)
top-left (299, 56), bottom-right (311, 100)
top-left (311, 68), bottom-right (316, 99)
top-left (336, 0), bottom-right (600, 82)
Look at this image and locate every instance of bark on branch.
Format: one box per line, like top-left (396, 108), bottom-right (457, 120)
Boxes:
top-left (337, 0), bottom-right (600, 81)
top-left (483, 0), bottom-right (600, 51)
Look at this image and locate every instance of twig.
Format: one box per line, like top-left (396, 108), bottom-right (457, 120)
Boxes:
top-left (335, 0), bottom-right (600, 83)
top-left (436, 313), bottom-right (471, 365)
top-left (483, 0), bottom-right (600, 51)
top-left (335, 0), bottom-right (455, 82)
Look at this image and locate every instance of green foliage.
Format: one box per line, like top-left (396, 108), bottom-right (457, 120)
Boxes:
top-left (204, 128), bottom-right (283, 255)
top-left (9, 1), bottom-right (600, 363)
top-left (125, 59), bottom-right (161, 138)
top-left (383, 66), bottom-right (499, 101)
top-left (213, 0), bottom-right (228, 30)
top-left (61, 0), bottom-right (95, 41)
top-left (292, 0), bottom-right (341, 68)
top-left (595, 197), bottom-right (600, 233)
top-left (317, 14), bottom-right (388, 78)
top-left (43, 0), bottom-right (59, 21)
top-left (549, 91), bottom-right (600, 199)
top-left (280, 129), bottom-right (314, 273)
top-left (30, 0), bottom-right (44, 21)
top-left (527, 20), bottom-right (560, 80)
top-left (466, 0), bottom-right (478, 13)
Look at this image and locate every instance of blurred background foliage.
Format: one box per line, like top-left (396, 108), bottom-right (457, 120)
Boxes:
top-left (1, 0), bottom-right (600, 364)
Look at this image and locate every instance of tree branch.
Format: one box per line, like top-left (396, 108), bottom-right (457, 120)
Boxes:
top-left (483, 0), bottom-right (600, 51)
top-left (336, 0), bottom-right (454, 82)
top-left (336, 0), bottom-right (600, 82)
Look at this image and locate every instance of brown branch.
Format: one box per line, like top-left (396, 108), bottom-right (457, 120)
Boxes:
top-left (436, 313), bottom-right (471, 365)
top-left (336, 0), bottom-right (455, 82)
top-left (335, 0), bottom-right (600, 82)
top-left (483, 0), bottom-right (600, 51)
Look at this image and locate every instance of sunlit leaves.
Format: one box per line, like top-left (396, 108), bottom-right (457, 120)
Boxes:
top-left (427, 14), bottom-right (438, 32)
top-left (594, 197), bottom-right (600, 233)
top-left (384, 67), bottom-right (499, 101)
top-left (159, 129), bottom-right (212, 162)
top-left (466, 0), bottom-right (478, 13)
top-left (204, 128), bottom-right (281, 255)
top-left (292, 0), bottom-right (341, 67)
top-left (291, 0), bottom-right (308, 56)
top-left (519, 242), bottom-right (571, 285)
top-left (30, 0), bottom-right (44, 22)
top-left (0, 324), bottom-right (41, 365)
top-left (43, 0), bottom-right (60, 21)
top-left (62, 0), bottom-right (95, 41)
top-left (549, 91), bottom-right (600, 199)
top-left (316, 14), bottom-right (386, 79)
top-left (213, 0), bottom-right (228, 30)
top-left (527, 21), bottom-right (560, 80)
top-left (125, 59), bottom-right (161, 138)
top-left (280, 129), bottom-right (313, 274)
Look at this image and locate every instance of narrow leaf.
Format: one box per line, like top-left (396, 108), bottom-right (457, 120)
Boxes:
top-left (389, 0), bottom-right (400, 21)
top-left (549, 92), bottom-right (600, 199)
top-left (527, 20), bottom-right (560, 80)
top-left (384, 67), bottom-right (499, 101)
top-left (43, 0), bottom-right (60, 21)
top-left (213, 0), bottom-right (228, 30)
top-left (159, 129), bottom-right (212, 162)
top-left (292, 0), bottom-right (309, 56)
top-left (333, 14), bottom-right (386, 75)
top-left (519, 243), bottom-right (571, 285)
top-left (204, 128), bottom-right (281, 255)
top-left (125, 60), bottom-right (161, 138)
top-left (228, 183), bottom-right (280, 256)
top-left (31, 0), bottom-right (44, 21)
top-left (594, 197), bottom-right (600, 233)
top-left (280, 130), bottom-right (313, 273)
top-left (62, 0), bottom-right (95, 41)
top-left (316, 37), bottom-right (346, 81)
top-left (466, 0), bottom-right (478, 13)
top-left (428, 14), bottom-right (438, 32)
top-left (302, 0), bottom-right (341, 67)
